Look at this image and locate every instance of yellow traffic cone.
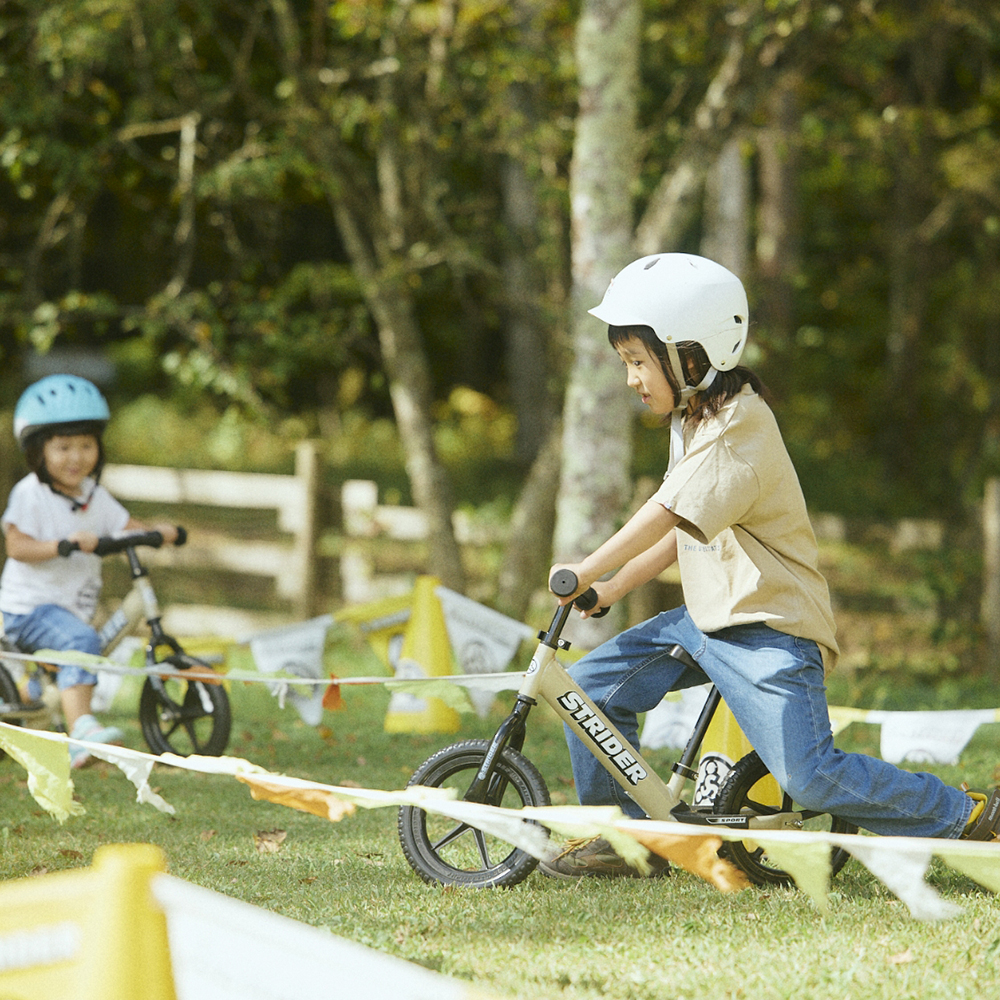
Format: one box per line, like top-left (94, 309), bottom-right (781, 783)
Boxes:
top-left (0, 843), bottom-right (176, 1000)
top-left (694, 700), bottom-right (781, 808)
top-left (383, 576), bottom-right (460, 734)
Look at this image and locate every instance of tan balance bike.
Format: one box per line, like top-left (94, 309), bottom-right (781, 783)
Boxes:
top-left (398, 569), bottom-right (857, 888)
top-left (0, 528), bottom-right (231, 758)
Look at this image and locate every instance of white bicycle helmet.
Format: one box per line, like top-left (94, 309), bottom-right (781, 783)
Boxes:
top-left (13, 374), bottom-right (110, 450)
top-left (589, 253), bottom-right (749, 405)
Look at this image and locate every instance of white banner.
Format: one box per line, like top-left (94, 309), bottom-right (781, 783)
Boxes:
top-left (249, 615), bottom-right (333, 725)
top-left (435, 587), bottom-right (535, 717)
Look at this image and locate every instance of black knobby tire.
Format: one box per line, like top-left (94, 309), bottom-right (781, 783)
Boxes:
top-left (713, 750), bottom-right (858, 887)
top-left (0, 660), bottom-right (21, 762)
top-left (139, 661), bottom-right (231, 756)
top-left (398, 739), bottom-right (550, 888)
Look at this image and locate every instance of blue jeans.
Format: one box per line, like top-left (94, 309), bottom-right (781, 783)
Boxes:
top-left (566, 606), bottom-right (971, 838)
top-left (3, 604), bottom-right (101, 690)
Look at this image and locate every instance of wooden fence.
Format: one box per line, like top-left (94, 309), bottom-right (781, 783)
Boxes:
top-left (100, 455), bottom-right (1000, 646)
top-left (103, 441), bottom-right (321, 623)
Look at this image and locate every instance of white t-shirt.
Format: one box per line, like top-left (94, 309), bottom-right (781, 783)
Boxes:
top-left (651, 385), bottom-right (839, 672)
top-left (0, 473), bottom-right (130, 622)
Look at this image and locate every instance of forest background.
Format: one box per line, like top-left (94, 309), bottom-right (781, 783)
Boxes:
top-left (1, 0), bottom-right (999, 647)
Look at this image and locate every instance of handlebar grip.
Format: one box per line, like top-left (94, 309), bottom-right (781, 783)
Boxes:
top-left (174, 525), bottom-right (187, 546)
top-left (549, 568), bottom-right (579, 597)
top-left (548, 569), bottom-right (611, 618)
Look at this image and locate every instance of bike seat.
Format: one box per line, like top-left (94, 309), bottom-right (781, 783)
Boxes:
top-left (667, 643), bottom-right (701, 672)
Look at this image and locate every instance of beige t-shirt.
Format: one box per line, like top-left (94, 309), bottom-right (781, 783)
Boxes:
top-left (651, 385), bottom-right (839, 672)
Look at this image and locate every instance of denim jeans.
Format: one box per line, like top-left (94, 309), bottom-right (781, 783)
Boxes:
top-left (566, 606), bottom-right (971, 838)
top-left (3, 604), bottom-right (101, 690)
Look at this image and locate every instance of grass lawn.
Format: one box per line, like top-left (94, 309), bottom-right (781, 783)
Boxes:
top-left (3, 630), bottom-right (1000, 1000)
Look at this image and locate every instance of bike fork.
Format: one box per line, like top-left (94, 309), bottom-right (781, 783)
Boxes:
top-left (463, 696), bottom-right (535, 804)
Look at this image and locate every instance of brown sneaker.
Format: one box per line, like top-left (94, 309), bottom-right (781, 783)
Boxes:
top-left (538, 836), bottom-right (670, 880)
top-left (962, 787), bottom-right (1000, 841)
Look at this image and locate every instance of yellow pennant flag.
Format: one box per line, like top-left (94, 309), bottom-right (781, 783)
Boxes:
top-left (0, 724), bottom-right (84, 823)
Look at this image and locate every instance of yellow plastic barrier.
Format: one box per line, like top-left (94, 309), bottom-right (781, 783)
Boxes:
top-left (0, 843), bottom-right (175, 1000)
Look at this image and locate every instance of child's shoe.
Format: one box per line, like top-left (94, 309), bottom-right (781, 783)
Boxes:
top-left (538, 836), bottom-right (670, 879)
top-left (961, 787), bottom-right (1000, 841)
top-left (68, 713), bottom-right (124, 770)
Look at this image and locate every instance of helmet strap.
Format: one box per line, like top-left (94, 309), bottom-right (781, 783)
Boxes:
top-left (666, 367), bottom-right (718, 472)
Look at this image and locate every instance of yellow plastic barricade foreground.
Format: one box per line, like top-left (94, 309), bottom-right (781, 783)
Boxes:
top-left (0, 843), bottom-right (175, 1000)
top-left (0, 841), bottom-right (497, 1000)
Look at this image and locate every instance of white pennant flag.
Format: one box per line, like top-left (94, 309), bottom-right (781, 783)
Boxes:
top-left (249, 615), bottom-right (333, 725)
top-left (435, 587), bottom-right (535, 717)
top-left (869, 709), bottom-right (996, 765)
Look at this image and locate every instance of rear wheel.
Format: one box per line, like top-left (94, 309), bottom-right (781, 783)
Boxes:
top-left (398, 739), bottom-right (550, 888)
top-left (714, 751), bottom-right (857, 886)
top-left (0, 661), bottom-right (22, 762)
top-left (139, 656), bottom-right (231, 756)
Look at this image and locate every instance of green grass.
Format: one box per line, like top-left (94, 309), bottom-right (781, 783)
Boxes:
top-left (3, 640), bottom-right (1000, 1000)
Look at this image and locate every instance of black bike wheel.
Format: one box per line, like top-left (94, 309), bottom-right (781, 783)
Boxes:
top-left (398, 739), bottom-right (550, 888)
top-left (714, 751), bottom-right (858, 887)
top-left (0, 660), bottom-right (21, 762)
top-left (139, 670), bottom-right (231, 757)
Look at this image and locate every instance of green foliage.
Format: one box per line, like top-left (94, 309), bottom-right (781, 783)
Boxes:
top-left (1, 0), bottom-right (1000, 520)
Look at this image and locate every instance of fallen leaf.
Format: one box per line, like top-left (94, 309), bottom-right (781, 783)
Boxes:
top-left (254, 829), bottom-right (288, 854)
top-left (58, 849), bottom-right (83, 860)
top-left (200, 830), bottom-right (216, 842)
top-left (888, 948), bottom-right (914, 966)
top-left (339, 778), bottom-right (362, 788)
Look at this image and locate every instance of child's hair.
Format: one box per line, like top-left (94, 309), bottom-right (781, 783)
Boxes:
top-left (23, 424), bottom-right (107, 486)
top-left (608, 324), bottom-right (768, 426)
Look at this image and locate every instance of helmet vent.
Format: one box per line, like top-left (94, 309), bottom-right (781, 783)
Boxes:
top-left (734, 316), bottom-right (743, 324)
top-left (643, 258), bottom-right (660, 270)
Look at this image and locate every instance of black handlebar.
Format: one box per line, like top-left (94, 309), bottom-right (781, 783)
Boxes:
top-left (59, 527), bottom-right (187, 558)
top-left (549, 568), bottom-right (610, 618)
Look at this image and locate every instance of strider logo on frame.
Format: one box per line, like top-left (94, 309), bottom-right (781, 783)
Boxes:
top-left (556, 691), bottom-right (647, 785)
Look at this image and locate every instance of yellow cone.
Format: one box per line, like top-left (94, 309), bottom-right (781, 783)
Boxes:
top-left (0, 843), bottom-right (176, 1000)
top-left (383, 576), bottom-right (460, 734)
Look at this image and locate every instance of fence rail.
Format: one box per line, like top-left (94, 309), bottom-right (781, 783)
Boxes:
top-left (99, 456), bottom-right (1000, 654)
top-left (103, 441), bottom-right (320, 620)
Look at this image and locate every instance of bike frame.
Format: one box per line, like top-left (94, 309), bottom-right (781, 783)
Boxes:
top-left (468, 601), bottom-right (801, 832)
top-left (96, 543), bottom-right (216, 711)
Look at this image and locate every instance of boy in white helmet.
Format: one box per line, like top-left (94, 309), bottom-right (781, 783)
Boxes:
top-left (542, 253), bottom-right (998, 878)
top-left (0, 374), bottom-right (178, 767)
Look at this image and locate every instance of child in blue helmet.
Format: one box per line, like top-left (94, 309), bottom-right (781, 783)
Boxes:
top-left (542, 254), bottom-right (998, 878)
top-left (0, 374), bottom-right (178, 767)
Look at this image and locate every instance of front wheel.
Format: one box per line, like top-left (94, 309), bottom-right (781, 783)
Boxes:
top-left (398, 739), bottom-right (550, 888)
top-left (139, 657), bottom-right (231, 756)
top-left (714, 751), bottom-right (858, 887)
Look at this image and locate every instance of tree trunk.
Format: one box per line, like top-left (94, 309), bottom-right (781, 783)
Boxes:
top-left (495, 420), bottom-right (562, 621)
top-left (554, 0), bottom-right (641, 644)
top-left (755, 71), bottom-right (801, 342)
top-left (501, 153), bottom-right (553, 464)
top-left (701, 137), bottom-right (750, 277)
top-left (329, 194), bottom-right (466, 593)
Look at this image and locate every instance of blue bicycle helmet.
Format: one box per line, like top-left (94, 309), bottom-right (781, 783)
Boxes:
top-left (13, 374), bottom-right (111, 451)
